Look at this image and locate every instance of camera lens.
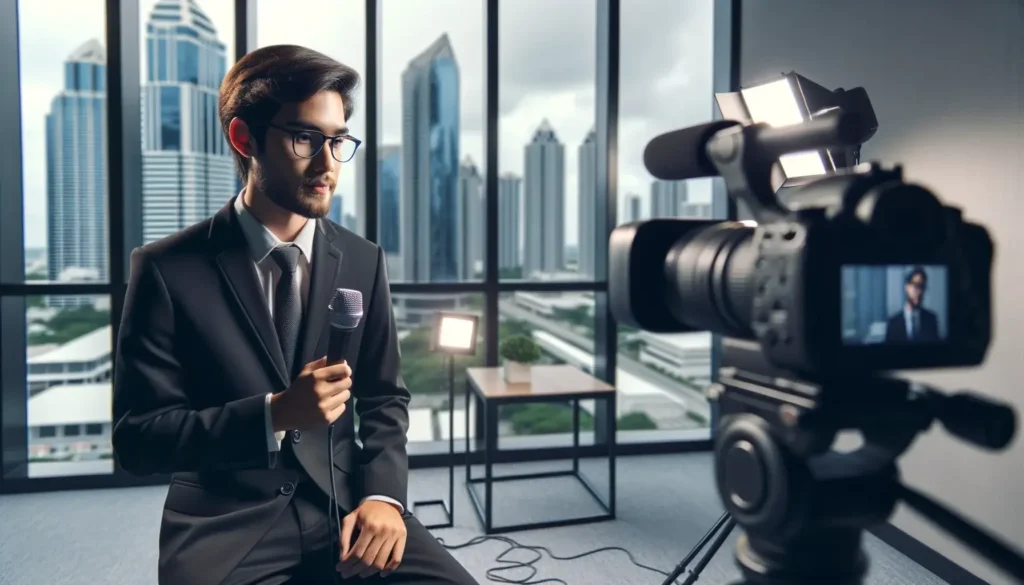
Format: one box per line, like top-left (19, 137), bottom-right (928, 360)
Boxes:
top-left (664, 222), bottom-right (758, 338)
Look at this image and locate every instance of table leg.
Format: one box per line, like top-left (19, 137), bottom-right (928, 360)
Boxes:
top-left (572, 399), bottom-right (580, 474)
top-left (605, 394), bottom-right (616, 518)
top-left (485, 400), bottom-right (498, 532)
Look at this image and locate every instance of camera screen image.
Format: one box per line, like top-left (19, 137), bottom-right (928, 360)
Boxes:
top-left (841, 264), bottom-right (949, 345)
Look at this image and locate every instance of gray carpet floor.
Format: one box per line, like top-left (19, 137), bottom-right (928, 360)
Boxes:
top-left (0, 453), bottom-right (946, 585)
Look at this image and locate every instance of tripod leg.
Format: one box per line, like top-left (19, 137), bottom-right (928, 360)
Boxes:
top-left (661, 512), bottom-right (733, 585)
top-left (679, 516), bottom-right (736, 585)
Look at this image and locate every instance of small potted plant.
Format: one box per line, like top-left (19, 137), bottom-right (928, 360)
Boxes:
top-left (499, 335), bottom-right (541, 384)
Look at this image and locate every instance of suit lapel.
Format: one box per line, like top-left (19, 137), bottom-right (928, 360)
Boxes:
top-left (209, 202), bottom-right (290, 388)
top-left (298, 221), bottom-right (344, 369)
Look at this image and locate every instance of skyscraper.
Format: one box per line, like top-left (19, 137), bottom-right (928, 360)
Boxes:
top-left (379, 145), bottom-right (401, 255)
top-left (650, 180), bottom-right (688, 218)
top-left (625, 193), bottom-right (643, 223)
top-left (141, 0), bottom-right (234, 244)
top-left (458, 157), bottom-right (483, 279)
top-left (498, 174), bottom-right (522, 270)
top-left (577, 128), bottom-right (597, 278)
top-left (401, 34), bottom-right (461, 282)
top-left (328, 194), bottom-right (343, 225)
top-left (523, 119), bottom-right (565, 277)
top-left (45, 39), bottom-right (108, 288)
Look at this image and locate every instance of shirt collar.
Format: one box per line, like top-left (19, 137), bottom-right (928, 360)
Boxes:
top-left (233, 190), bottom-right (317, 264)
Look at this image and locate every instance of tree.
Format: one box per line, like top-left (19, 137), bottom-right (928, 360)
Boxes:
top-left (508, 402), bottom-right (594, 435)
top-left (398, 326), bottom-right (484, 394)
top-left (618, 411), bottom-right (657, 430)
top-left (28, 306), bottom-right (110, 346)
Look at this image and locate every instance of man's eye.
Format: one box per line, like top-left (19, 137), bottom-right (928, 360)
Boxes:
top-left (295, 132), bottom-right (313, 143)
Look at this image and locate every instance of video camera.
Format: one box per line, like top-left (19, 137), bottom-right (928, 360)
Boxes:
top-left (609, 80), bottom-right (1024, 584)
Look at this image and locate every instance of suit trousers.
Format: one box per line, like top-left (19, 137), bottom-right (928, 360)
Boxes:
top-left (219, 474), bottom-right (478, 585)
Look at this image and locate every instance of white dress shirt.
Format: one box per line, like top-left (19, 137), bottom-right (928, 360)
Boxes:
top-left (233, 194), bottom-right (403, 513)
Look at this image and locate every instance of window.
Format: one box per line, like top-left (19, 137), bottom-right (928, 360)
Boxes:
top-left (22, 295), bottom-right (113, 479)
top-left (497, 291), bottom-right (601, 442)
top-left (135, 0), bottom-right (235, 251)
top-left (392, 292), bottom-right (485, 450)
top-left (499, 0), bottom-right (596, 283)
top-left (379, 0), bottom-right (485, 283)
top-left (16, 0), bottom-right (110, 284)
top-left (615, 0), bottom-right (719, 440)
top-left (256, 0), bottom-right (367, 237)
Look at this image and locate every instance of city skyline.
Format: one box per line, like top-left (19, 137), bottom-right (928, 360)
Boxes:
top-left (18, 0), bottom-right (717, 253)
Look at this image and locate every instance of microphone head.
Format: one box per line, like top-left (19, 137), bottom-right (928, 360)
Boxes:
top-left (329, 288), bottom-right (364, 330)
top-left (643, 120), bottom-right (740, 181)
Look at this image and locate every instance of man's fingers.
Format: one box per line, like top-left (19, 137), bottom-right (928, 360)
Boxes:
top-left (315, 360), bottom-right (352, 380)
top-left (340, 531), bottom-right (374, 578)
top-left (371, 535), bottom-right (399, 577)
top-left (357, 535), bottom-right (390, 578)
top-left (302, 356), bottom-right (328, 374)
top-left (339, 514), bottom-right (357, 560)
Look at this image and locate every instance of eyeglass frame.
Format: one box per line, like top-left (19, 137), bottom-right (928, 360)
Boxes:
top-left (263, 122), bottom-right (362, 163)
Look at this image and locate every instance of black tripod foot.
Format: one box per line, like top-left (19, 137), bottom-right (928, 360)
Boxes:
top-left (661, 513), bottom-right (736, 585)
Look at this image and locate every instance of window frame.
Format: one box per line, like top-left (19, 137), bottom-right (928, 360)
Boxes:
top-left (0, 0), bottom-right (740, 493)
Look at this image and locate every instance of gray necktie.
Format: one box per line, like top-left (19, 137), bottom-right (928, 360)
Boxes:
top-left (270, 245), bottom-right (303, 379)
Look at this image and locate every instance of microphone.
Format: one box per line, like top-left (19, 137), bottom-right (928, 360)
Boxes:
top-left (327, 287), bottom-right (364, 368)
top-left (325, 287), bottom-right (363, 578)
top-left (643, 111), bottom-right (869, 182)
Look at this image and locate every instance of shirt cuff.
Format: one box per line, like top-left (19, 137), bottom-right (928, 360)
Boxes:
top-left (264, 393), bottom-right (285, 452)
top-left (361, 495), bottom-right (405, 515)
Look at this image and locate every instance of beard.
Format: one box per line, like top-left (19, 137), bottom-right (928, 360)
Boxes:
top-left (251, 164), bottom-right (333, 219)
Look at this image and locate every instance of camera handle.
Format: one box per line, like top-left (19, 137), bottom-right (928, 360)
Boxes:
top-left (702, 362), bottom-right (1024, 585)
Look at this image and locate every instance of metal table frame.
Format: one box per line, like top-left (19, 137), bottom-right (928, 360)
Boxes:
top-left (463, 375), bottom-right (616, 534)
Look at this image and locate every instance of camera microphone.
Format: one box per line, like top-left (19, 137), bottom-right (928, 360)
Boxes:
top-left (643, 110), bottom-right (869, 182)
top-left (325, 287), bottom-right (363, 578)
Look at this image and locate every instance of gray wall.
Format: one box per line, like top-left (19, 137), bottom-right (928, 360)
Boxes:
top-left (738, 1), bottom-right (1024, 583)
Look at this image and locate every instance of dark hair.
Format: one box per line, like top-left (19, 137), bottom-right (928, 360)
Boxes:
top-left (218, 44), bottom-right (361, 181)
top-left (906, 266), bottom-right (928, 284)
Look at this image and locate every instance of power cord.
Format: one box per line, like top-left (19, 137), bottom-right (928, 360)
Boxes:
top-left (435, 533), bottom-right (674, 585)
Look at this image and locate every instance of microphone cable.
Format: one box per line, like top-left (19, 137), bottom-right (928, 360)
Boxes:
top-left (435, 533), bottom-right (676, 585)
top-left (327, 424), bottom-right (343, 579)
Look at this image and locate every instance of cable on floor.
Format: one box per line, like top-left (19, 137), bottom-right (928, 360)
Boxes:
top-left (436, 533), bottom-right (673, 585)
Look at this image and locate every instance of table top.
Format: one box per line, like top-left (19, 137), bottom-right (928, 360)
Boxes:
top-left (466, 365), bottom-right (615, 400)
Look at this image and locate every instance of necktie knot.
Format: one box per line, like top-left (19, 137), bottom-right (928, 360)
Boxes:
top-left (271, 245), bottom-right (302, 274)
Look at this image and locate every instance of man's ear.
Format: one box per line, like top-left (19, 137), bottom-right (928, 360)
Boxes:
top-left (227, 117), bottom-right (256, 158)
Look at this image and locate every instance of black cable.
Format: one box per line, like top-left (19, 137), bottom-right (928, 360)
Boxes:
top-left (434, 533), bottom-right (674, 585)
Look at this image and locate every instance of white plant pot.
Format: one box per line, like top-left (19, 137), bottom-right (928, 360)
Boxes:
top-left (503, 360), bottom-right (532, 384)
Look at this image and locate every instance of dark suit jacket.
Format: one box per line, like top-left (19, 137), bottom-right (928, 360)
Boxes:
top-left (111, 198), bottom-right (411, 585)
top-left (884, 307), bottom-right (940, 342)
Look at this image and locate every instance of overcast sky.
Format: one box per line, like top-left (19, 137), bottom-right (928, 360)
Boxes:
top-left (18, 0), bottom-right (716, 250)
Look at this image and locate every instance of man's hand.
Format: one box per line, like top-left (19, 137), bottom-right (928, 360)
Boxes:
top-left (337, 500), bottom-right (407, 578)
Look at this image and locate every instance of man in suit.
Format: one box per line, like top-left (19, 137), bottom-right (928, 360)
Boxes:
top-left (884, 266), bottom-right (941, 343)
top-left (112, 44), bottom-right (478, 585)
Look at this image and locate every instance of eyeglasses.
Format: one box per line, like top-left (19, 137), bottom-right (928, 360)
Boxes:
top-left (268, 123), bottom-right (361, 163)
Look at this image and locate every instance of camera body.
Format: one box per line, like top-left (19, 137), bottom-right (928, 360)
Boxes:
top-left (610, 121), bottom-right (993, 378)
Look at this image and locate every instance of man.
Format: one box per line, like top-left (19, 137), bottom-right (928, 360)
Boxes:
top-left (112, 44), bottom-right (478, 585)
top-left (884, 266), bottom-right (940, 343)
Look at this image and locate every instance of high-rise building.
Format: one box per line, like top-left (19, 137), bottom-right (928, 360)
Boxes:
top-left (625, 193), bottom-right (643, 222)
top-left (458, 157), bottom-right (483, 279)
top-left (650, 180), bottom-right (688, 218)
top-left (401, 34), bottom-right (461, 282)
top-left (140, 0), bottom-right (234, 245)
top-left (577, 128), bottom-right (597, 278)
top-left (523, 119), bottom-right (565, 278)
top-left (328, 194), bottom-right (343, 225)
top-left (45, 39), bottom-right (108, 300)
top-left (379, 145), bottom-right (401, 254)
top-left (498, 174), bottom-right (522, 270)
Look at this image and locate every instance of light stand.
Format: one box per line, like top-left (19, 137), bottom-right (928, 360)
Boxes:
top-left (411, 312), bottom-right (479, 530)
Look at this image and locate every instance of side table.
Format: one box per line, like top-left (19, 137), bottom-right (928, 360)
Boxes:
top-left (464, 365), bottom-right (616, 534)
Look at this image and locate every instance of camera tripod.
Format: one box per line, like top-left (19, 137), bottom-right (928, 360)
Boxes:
top-left (658, 349), bottom-right (1024, 585)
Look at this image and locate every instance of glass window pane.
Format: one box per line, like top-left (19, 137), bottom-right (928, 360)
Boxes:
top-left (380, 0), bottom-right (485, 283)
top-left (392, 292), bottom-right (484, 451)
top-left (497, 291), bottom-right (598, 443)
top-left (17, 0), bottom-right (109, 283)
top-left (136, 0), bottom-right (236, 248)
top-left (616, 0), bottom-right (719, 441)
top-left (499, 0), bottom-right (596, 282)
top-left (25, 294), bottom-right (113, 478)
top-left (255, 0), bottom-right (367, 237)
